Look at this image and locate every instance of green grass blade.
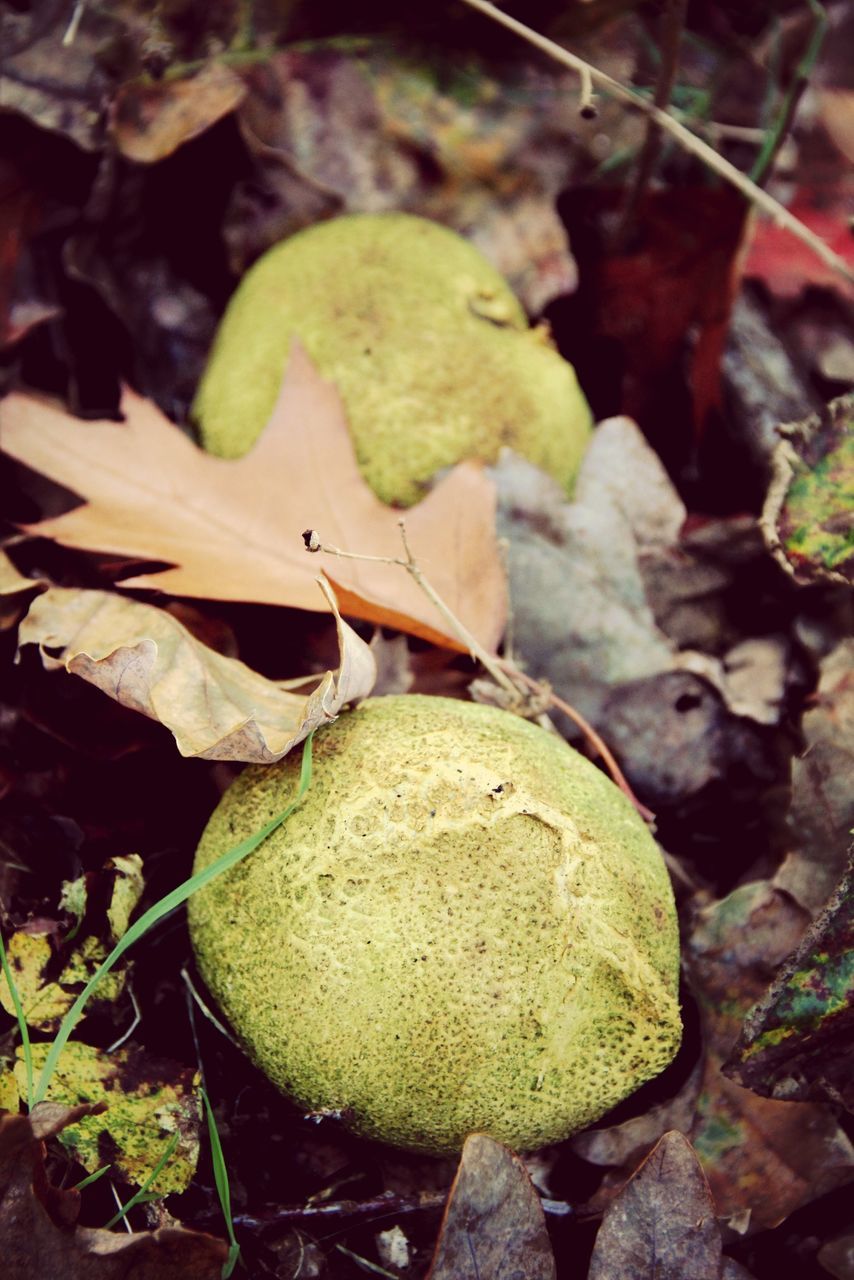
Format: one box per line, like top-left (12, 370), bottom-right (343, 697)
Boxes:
top-left (74, 1163), bottom-right (112, 1190)
top-left (201, 1086), bottom-right (241, 1278)
top-left (103, 1132), bottom-right (179, 1229)
top-left (34, 733), bottom-right (314, 1105)
top-left (0, 928), bottom-right (34, 1108)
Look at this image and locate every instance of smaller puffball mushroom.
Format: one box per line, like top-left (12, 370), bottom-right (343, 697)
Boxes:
top-left (189, 696), bottom-right (681, 1154)
top-left (193, 214), bottom-right (593, 506)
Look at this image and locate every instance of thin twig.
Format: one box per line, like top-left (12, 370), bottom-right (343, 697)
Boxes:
top-left (305, 529), bottom-right (651, 819)
top-left (305, 524), bottom-right (523, 702)
top-left (229, 1189), bottom-right (449, 1230)
top-left (457, 0), bottom-right (854, 285)
top-left (62, 0), bottom-right (86, 46)
top-left (615, 0), bottom-right (688, 246)
top-left (750, 0), bottom-right (827, 186)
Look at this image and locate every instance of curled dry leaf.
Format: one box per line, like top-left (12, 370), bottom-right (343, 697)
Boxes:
top-left (0, 342), bottom-right (505, 652)
top-left (686, 881), bottom-right (854, 1228)
top-left (109, 63), bottom-right (246, 164)
top-left (587, 1131), bottom-right (723, 1280)
top-left (761, 394), bottom-right (854, 586)
top-left (427, 1133), bottom-right (555, 1280)
top-left (0, 548), bottom-right (45, 629)
top-left (18, 581), bottom-right (376, 762)
top-left (725, 858), bottom-right (854, 1112)
top-left (0, 1104), bottom-right (226, 1280)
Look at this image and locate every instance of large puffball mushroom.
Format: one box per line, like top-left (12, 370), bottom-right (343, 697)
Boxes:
top-left (189, 695), bottom-right (681, 1155)
top-left (192, 214), bottom-right (593, 506)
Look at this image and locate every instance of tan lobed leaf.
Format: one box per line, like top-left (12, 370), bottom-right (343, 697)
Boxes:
top-left (0, 1104), bottom-right (226, 1280)
top-left (427, 1133), bottom-right (555, 1280)
top-left (18, 580), bottom-right (376, 762)
top-left (0, 343), bottom-right (506, 652)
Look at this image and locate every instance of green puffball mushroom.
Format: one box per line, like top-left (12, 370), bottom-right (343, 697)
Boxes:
top-left (189, 695), bottom-right (681, 1155)
top-left (193, 213), bottom-right (593, 507)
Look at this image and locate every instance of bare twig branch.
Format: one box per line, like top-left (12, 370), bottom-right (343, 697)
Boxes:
top-left (578, 63), bottom-right (597, 118)
top-left (457, 0), bottom-right (854, 285)
top-left (306, 524), bottom-right (523, 701)
top-left (305, 530), bottom-right (652, 819)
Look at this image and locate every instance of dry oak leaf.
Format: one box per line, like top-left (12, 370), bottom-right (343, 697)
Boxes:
top-left (587, 1131), bottom-right (723, 1280)
top-left (427, 1133), bottom-right (555, 1280)
top-left (18, 581), bottom-right (376, 761)
top-left (0, 1103), bottom-right (226, 1280)
top-left (0, 342), bottom-right (506, 652)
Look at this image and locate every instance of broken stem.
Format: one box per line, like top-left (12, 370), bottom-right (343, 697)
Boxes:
top-left (615, 0), bottom-right (688, 246)
top-left (456, 0), bottom-right (854, 285)
top-left (750, 0), bottom-right (827, 187)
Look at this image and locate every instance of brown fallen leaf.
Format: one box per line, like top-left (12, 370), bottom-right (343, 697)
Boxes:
top-left (0, 343), bottom-right (505, 652)
top-left (426, 1133), bottom-right (555, 1280)
top-left (587, 1131), bottom-right (723, 1280)
top-left (109, 63), bottom-right (246, 164)
top-left (18, 581), bottom-right (376, 762)
top-left (0, 1103), bottom-right (226, 1280)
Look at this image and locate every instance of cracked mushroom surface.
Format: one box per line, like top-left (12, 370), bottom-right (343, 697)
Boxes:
top-left (189, 695), bottom-right (681, 1154)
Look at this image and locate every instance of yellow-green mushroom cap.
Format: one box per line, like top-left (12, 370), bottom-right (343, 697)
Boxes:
top-left (189, 695), bottom-right (681, 1154)
top-left (192, 213), bottom-right (593, 506)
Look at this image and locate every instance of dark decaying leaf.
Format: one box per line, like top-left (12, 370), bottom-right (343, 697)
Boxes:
top-left (761, 394), bottom-right (854, 586)
top-left (686, 881), bottom-right (854, 1228)
top-left (724, 858), bottom-right (854, 1111)
top-left (426, 1133), bottom-right (555, 1280)
top-left (0, 1104), bottom-right (226, 1280)
top-left (587, 1131), bottom-right (722, 1280)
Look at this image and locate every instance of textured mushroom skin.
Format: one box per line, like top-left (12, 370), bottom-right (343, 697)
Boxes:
top-left (189, 696), bottom-right (681, 1154)
top-left (192, 213), bottom-right (592, 506)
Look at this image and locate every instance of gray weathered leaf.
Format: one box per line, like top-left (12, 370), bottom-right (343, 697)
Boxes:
top-left (427, 1133), bottom-right (555, 1280)
top-left (587, 1131), bottom-right (722, 1280)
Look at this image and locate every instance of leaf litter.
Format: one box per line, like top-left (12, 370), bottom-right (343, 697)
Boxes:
top-left (0, 1104), bottom-right (226, 1280)
top-left (1, 7), bottom-right (854, 1279)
